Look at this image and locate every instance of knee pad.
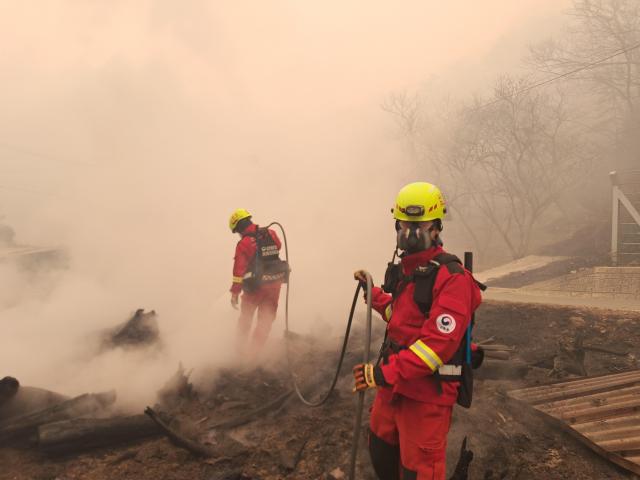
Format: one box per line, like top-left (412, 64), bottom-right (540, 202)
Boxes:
top-left (369, 430), bottom-right (400, 480)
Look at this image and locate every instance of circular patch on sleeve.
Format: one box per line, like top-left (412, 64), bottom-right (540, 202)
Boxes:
top-left (436, 314), bottom-right (456, 334)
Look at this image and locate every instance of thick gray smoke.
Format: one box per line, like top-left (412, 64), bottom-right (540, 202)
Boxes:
top-left (0, 1), bottom-right (570, 410)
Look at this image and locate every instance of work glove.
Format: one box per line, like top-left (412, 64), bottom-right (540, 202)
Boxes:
top-left (352, 363), bottom-right (387, 392)
top-left (353, 270), bottom-right (372, 301)
top-left (230, 293), bottom-right (239, 310)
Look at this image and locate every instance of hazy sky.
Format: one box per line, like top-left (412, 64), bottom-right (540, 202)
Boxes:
top-left (0, 0), bottom-right (573, 247)
top-left (1, 1), bottom-right (571, 110)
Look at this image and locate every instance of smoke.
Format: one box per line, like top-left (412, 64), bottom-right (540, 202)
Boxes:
top-left (0, 1), bottom-right (569, 410)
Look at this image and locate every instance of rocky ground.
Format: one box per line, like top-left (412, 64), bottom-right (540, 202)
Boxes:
top-left (2, 300), bottom-right (640, 480)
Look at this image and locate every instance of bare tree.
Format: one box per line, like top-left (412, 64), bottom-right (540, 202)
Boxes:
top-left (385, 77), bottom-right (595, 260)
top-left (383, 92), bottom-right (492, 256)
top-left (529, 0), bottom-right (640, 161)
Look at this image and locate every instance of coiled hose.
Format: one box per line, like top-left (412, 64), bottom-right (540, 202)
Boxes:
top-left (268, 222), bottom-right (372, 480)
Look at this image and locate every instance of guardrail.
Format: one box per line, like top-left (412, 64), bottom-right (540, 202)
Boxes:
top-left (610, 170), bottom-right (640, 266)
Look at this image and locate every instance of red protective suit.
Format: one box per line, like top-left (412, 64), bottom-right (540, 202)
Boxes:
top-left (230, 224), bottom-right (283, 353)
top-left (368, 245), bottom-right (482, 479)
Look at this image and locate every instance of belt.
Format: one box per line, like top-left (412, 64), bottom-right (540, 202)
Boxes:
top-left (380, 339), bottom-right (462, 376)
top-left (438, 364), bottom-right (462, 376)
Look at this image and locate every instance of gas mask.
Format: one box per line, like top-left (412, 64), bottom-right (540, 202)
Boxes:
top-left (396, 222), bottom-right (433, 254)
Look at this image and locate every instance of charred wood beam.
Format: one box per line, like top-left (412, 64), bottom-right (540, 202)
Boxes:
top-left (38, 415), bottom-right (162, 454)
top-left (0, 391), bottom-right (116, 446)
top-left (0, 386), bottom-right (69, 423)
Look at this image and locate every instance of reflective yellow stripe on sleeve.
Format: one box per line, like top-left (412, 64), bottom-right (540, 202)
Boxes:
top-left (232, 276), bottom-right (243, 284)
top-left (409, 340), bottom-right (443, 372)
top-left (384, 305), bottom-right (392, 322)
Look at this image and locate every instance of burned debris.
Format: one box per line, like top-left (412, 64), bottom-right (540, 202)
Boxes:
top-left (0, 389), bottom-right (116, 447)
top-left (2, 302), bottom-right (640, 479)
top-left (101, 308), bottom-right (161, 351)
top-left (0, 376), bottom-right (19, 405)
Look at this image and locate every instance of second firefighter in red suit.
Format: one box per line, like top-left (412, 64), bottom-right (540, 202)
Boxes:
top-left (228, 209), bottom-right (286, 357)
top-left (353, 182), bottom-right (483, 480)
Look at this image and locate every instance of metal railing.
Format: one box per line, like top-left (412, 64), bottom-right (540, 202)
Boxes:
top-left (610, 170), bottom-right (640, 266)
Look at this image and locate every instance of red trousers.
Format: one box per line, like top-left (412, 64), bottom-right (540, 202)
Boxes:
top-left (369, 389), bottom-right (452, 480)
top-left (237, 282), bottom-right (282, 355)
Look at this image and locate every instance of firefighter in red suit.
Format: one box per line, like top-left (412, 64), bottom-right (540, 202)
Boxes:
top-left (228, 209), bottom-right (285, 355)
top-left (352, 182), bottom-right (483, 480)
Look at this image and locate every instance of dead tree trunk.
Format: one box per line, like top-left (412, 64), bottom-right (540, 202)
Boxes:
top-left (39, 415), bottom-right (161, 454)
top-left (0, 391), bottom-right (116, 446)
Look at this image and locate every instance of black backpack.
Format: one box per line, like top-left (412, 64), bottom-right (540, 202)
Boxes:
top-left (242, 227), bottom-right (290, 293)
top-left (382, 253), bottom-right (485, 408)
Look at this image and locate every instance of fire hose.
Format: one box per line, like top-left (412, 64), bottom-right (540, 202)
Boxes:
top-left (268, 222), bottom-right (372, 480)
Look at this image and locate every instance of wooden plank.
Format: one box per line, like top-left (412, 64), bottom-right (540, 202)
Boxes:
top-left (511, 369), bottom-right (640, 396)
top-left (599, 435), bottom-right (640, 452)
top-left (540, 386), bottom-right (640, 416)
top-left (574, 414), bottom-right (640, 434)
top-left (547, 412), bottom-right (640, 475)
top-left (533, 407), bottom-right (640, 475)
top-left (554, 398), bottom-right (640, 424)
top-left (512, 374), bottom-right (640, 405)
top-left (511, 372), bottom-right (640, 396)
top-left (508, 370), bottom-right (640, 400)
top-left (508, 369), bottom-right (640, 476)
top-left (543, 385), bottom-right (640, 410)
top-left (586, 425), bottom-right (640, 442)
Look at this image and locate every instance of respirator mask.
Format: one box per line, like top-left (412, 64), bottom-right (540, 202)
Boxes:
top-left (396, 221), bottom-right (433, 254)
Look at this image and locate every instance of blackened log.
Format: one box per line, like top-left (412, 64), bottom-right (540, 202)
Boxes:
top-left (38, 414), bottom-right (161, 454)
top-left (0, 386), bottom-right (69, 423)
top-left (0, 390), bottom-right (116, 445)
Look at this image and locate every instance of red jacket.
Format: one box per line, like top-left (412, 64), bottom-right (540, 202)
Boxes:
top-left (371, 246), bottom-right (482, 405)
top-left (230, 224), bottom-right (282, 294)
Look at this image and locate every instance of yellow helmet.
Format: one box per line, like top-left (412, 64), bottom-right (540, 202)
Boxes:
top-left (392, 182), bottom-right (446, 222)
top-left (229, 208), bottom-right (252, 232)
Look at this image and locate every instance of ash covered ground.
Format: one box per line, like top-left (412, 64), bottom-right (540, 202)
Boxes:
top-left (2, 301), bottom-right (640, 480)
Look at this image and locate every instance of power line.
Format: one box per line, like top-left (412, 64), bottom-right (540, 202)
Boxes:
top-left (474, 41), bottom-right (640, 111)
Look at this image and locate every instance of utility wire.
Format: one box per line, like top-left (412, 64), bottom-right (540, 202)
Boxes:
top-left (474, 41), bottom-right (640, 111)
